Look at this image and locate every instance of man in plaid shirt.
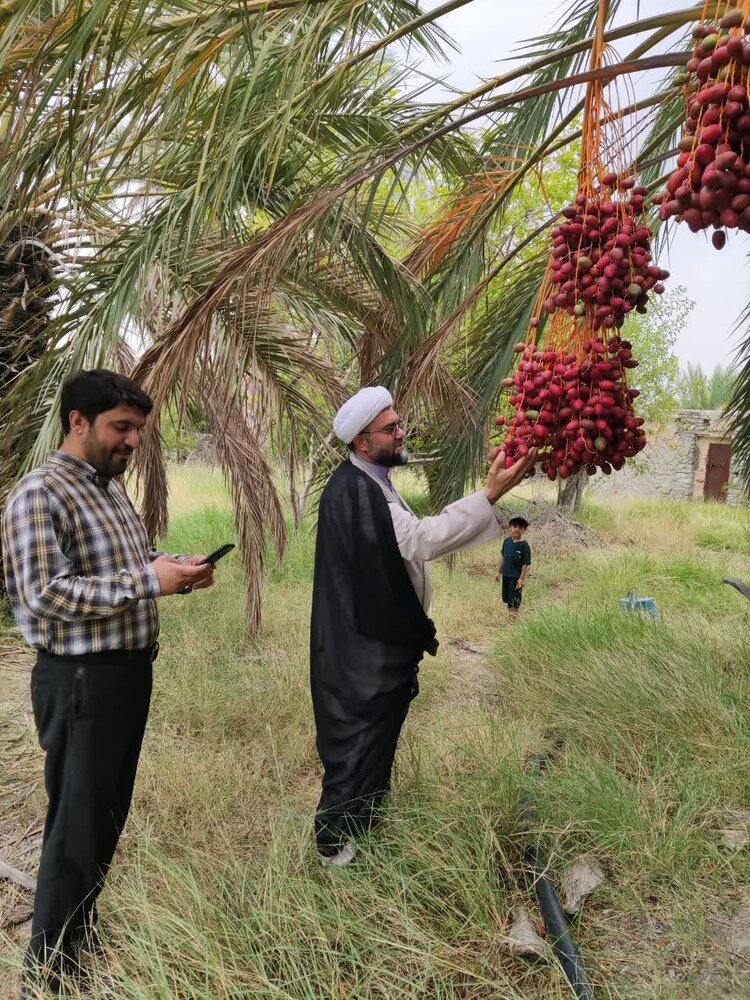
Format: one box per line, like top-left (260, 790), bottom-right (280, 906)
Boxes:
top-left (2, 369), bottom-right (215, 993)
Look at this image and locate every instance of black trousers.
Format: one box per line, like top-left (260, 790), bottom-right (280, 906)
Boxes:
top-left (501, 576), bottom-right (523, 609)
top-left (315, 667), bottom-right (418, 855)
top-left (27, 648), bottom-right (154, 978)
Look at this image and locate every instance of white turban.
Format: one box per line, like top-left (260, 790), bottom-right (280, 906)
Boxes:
top-left (333, 386), bottom-right (394, 444)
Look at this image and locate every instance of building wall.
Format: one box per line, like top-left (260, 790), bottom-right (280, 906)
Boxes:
top-left (589, 409), bottom-right (743, 504)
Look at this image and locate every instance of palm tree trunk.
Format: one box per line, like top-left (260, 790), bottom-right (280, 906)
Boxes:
top-left (557, 470), bottom-right (587, 514)
top-left (0, 209), bottom-right (57, 601)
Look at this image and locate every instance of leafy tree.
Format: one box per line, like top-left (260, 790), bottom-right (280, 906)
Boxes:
top-left (626, 286), bottom-right (691, 426)
top-left (677, 363), bottom-right (737, 411)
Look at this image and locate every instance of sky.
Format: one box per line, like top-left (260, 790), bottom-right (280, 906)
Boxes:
top-left (415, 0), bottom-right (750, 371)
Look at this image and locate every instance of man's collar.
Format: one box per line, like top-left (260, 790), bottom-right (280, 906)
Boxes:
top-left (350, 452), bottom-right (391, 483)
top-left (48, 450), bottom-right (110, 489)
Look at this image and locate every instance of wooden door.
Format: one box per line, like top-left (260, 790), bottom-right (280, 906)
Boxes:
top-left (704, 442), bottom-right (732, 502)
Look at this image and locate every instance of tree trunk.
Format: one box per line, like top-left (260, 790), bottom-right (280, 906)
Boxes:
top-left (0, 210), bottom-right (58, 601)
top-left (557, 469), bottom-right (587, 514)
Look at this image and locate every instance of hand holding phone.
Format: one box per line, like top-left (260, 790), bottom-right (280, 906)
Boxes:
top-left (178, 544), bottom-right (235, 593)
top-left (199, 544), bottom-right (236, 566)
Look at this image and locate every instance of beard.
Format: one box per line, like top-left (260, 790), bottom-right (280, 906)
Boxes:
top-left (371, 444), bottom-right (409, 468)
top-left (84, 438), bottom-right (133, 478)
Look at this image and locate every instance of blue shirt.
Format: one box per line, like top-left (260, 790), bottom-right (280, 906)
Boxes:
top-left (501, 537), bottom-right (531, 579)
top-left (357, 456), bottom-right (392, 484)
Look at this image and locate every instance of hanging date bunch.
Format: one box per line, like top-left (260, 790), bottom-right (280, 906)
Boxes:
top-left (492, 314), bottom-right (647, 480)
top-left (491, 0), bottom-right (654, 480)
top-left (659, 5), bottom-right (750, 248)
top-left (547, 173), bottom-right (668, 329)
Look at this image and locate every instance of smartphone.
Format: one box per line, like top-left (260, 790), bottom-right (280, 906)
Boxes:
top-left (199, 543), bottom-right (236, 566)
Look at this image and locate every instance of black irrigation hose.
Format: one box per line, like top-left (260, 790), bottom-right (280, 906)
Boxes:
top-left (520, 748), bottom-right (597, 999)
top-left (722, 577), bottom-right (750, 603)
top-left (524, 829), bottom-right (597, 1000)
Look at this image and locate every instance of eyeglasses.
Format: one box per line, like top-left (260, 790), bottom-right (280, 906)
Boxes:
top-left (362, 421), bottom-right (405, 438)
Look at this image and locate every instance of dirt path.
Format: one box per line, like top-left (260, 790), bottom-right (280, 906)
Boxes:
top-left (0, 636), bottom-right (43, 997)
top-left (444, 636), bottom-right (501, 706)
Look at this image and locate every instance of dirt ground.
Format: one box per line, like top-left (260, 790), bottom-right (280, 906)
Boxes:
top-left (496, 498), bottom-right (600, 556)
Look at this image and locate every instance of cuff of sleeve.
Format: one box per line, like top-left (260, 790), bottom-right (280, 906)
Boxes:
top-left (472, 491), bottom-right (504, 536)
top-left (133, 564), bottom-right (162, 599)
top-left (474, 490), bottom-right (497, 517)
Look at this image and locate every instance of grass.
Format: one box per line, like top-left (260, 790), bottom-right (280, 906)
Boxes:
top-left (2, 465), bottom-right (750, 998)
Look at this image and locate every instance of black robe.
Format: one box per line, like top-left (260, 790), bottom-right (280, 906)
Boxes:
top-left (310, 459), bottom-right (438, 853)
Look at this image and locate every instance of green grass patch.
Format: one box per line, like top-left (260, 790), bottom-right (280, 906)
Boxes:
top-left (3, 466), bottom-right (750, 999)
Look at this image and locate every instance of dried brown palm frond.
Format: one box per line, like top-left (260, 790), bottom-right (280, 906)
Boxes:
top-left (226, 300), bottom-right (348, 417)
top-left (299, 219), bottom-right (426, 389)
top-left (396, 359), bottom-right (479, 434)
top-left (129, 277), bottom-right (347, 630)
top-left (204, 386), bottom-right (286, 635)
top-left (113, 337), bottom-right (137, 376)
top-left (302, 261), bottom-right (395, 382)
top-left (131, 354), bottom-right (291, 632)
top-left (399, 216), bottom-right (553, 410)
top-left (132, 410), bottom-right (169, 542)
top-left (150, 189), bottom-right (353, 383)
top-left (403, 163), bottom-right (520, 278)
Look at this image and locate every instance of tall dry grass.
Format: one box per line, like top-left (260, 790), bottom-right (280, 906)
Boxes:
top-left (3, 465), bottom-right (749, 998)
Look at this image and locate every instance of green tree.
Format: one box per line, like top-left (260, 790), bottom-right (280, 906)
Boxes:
top-left (626, 286), bottom-right (691, 426)
top-left (0, 0), bottom-right (474, 630)
top-left (677, 363), bottom-right (737, 410)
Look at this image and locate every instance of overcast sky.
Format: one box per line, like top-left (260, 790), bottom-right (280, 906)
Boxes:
top-left (415, 0), bottom-right (749, 371)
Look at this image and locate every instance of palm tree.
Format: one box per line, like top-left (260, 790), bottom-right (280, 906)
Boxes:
top-left (3, 0), bottom-right (746, 624)
top-left (0, 0), bottom-right (478, 627)
top-left (677, 362), bottom-right (737, 410)
top-left (0, 206), bottom-right (59, 599)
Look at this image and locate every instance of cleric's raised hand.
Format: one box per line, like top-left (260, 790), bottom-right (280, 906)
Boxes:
top-left (483, 449), bottom-right (537, 504)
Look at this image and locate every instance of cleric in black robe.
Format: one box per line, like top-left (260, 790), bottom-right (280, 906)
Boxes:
top-left (310, 387), bottom-right (536, 866)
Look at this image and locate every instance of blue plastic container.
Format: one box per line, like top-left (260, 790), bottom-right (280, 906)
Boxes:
top-left (619, 591), bottom-right (660, 621)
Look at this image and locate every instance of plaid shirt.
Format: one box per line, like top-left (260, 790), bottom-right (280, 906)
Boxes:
top-left (1, 450), bottom-right (161, 655)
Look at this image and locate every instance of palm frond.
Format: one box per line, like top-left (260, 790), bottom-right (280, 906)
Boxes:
top-left (727, 289), bottom-right (750, 493)
top-left (204, 383), bottom-right (287, 635)
top-left (423, 253), bottom-right (550, 508)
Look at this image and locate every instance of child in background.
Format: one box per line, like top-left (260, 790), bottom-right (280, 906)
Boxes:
top-left (495, 516), bottom-right (531, 618)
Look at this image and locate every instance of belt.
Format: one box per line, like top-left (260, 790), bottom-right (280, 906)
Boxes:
top-left (38, 642), bottom-right (160, 665)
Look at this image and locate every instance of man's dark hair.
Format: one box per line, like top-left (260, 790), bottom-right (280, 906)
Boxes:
top-left (60, 369), bottom-right (153, 433)
top-left (509, 516), bottom-right (529, 529)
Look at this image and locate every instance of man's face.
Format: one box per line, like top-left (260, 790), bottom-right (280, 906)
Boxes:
top-left (509, 523), bottom-right (525, 541)
top-left (356, 406), bottom-right (408, 467)
top-left (71, 404), bottom-right (147, 478)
